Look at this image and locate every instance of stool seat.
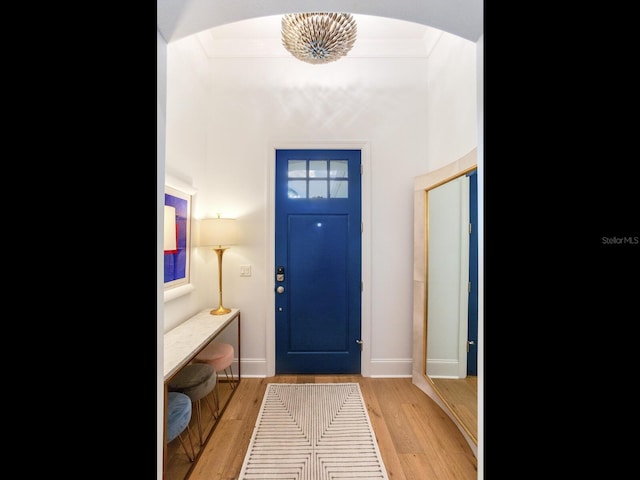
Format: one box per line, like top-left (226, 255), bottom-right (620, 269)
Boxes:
top-left (166, 392), bottom-right (195, 462)
top-left (167, 392), bottom-right (192, 442)
top-left (168, 364), bottom-right (217, 402)
top-left (168, 363), bottom-right (218, 446)
top-left (195, 342), bottom-right (236, 396)
top-left (195, 343), bottom-right (234, 372)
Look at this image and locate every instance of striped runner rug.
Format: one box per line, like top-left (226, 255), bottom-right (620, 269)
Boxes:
top-left (238, 383), bottom-right (389, 479)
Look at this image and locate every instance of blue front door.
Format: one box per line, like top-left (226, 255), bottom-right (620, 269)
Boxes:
top-left (275, 149), bottom-right (362, 374)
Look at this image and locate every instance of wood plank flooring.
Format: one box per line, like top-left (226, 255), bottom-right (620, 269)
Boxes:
top-left (165, 375), bottom-right (478, 480)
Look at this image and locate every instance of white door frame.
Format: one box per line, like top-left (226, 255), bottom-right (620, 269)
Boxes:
top-left (265, 141), bottom-right (372, 377)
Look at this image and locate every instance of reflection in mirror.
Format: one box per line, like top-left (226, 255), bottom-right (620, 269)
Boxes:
top-left (426, 170), bottom-right (477, 444)
top-left (411, 149), bottom-right (478, 456)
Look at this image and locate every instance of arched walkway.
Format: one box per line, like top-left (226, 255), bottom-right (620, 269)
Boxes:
top-left (157, 0), bottom-right (483, 43)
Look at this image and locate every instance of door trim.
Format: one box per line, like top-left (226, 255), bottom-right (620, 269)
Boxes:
top-left (266, 141), bottom-right (372, 377)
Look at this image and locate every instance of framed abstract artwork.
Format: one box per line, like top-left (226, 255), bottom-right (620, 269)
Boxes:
top-left (164, 178), bottom-right (193, 294)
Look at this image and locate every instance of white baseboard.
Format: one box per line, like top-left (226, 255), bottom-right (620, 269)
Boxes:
top-left (426, 359), bottom-right (460, 378)
top-left (236, 358), bottom-right (412, 378)
top-left (368, 358), bottom-right (412, 377)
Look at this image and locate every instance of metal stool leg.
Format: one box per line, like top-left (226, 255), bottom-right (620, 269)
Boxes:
top-left (195, 400), bottom-right (204, 446)
top-left (177, 425), bottom-right (195, 462)
top-left (224, 365), bottom-right (236, 389)
top-left (203, 390), bottom-right (219, 420)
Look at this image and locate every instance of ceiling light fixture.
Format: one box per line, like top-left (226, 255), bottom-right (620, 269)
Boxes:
top-left (281, 12), bottom-right (357, 65)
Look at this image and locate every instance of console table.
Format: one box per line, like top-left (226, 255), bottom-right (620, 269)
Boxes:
top-left (163, 308), bottom-right (241, 479)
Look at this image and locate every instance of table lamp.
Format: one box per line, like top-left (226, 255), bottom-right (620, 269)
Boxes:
top-left (199, 215), bottom-right (238, 315)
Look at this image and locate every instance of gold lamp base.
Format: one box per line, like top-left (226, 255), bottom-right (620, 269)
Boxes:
top-left (210, 305), bottom-right (231, 315)
top-left (210, 246), bottom-right (231, 315)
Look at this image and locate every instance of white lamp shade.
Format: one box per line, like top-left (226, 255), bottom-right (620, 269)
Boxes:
top-left (199, 217), bottom-right (237, 247)
top-left (164, 205), bottom-right (177, 251)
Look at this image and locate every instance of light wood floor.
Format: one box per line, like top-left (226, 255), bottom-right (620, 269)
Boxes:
top-left (165, 375), bottom-right (478, 480)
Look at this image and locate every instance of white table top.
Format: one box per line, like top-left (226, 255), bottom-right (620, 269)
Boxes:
top-left (164, 308), bottom-right (240, 381)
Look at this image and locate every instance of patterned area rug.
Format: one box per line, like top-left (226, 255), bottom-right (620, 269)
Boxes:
top-left (238, 383), bottom-right (389, 479)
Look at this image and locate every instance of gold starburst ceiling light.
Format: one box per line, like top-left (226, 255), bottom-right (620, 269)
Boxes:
top-left (281, 12), bottom-right (357, 65)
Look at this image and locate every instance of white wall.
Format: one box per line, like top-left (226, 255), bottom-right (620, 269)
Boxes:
top-left (163, 34), bottom-right (213, 332)
top-left (163, 29), bottom-right (477, 379)
top-left (426, 33), bottom-right (478, 169)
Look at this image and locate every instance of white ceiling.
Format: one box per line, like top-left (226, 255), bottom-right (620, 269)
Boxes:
top-left (194, 14), bottom-right (446, 59)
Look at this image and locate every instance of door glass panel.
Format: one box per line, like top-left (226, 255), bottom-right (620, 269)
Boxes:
top-left (330, 180), bottom-right (348, 198)
top-left (288, 160), bottom-right (307, 178)
top-left (288, 180), bottom-right (306, 198)
top-left (309, 160), bottom-right (327, 178)
top-left (329, 160), bottom-right (348, 178)
top-left (309, 180), bottom-right (327, 198)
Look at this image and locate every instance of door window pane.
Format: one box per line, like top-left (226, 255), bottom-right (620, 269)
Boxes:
top-left (309, 160), bottom-right (327, 178)
top-left (330, 180), bottom-right (348, 198)
top-left (288, 181), bottom-right (306, 198)
top-left (288, 160), bottom-right (307, 178)
top-left (329, 160), bottom-right (348, 178)
top-left (309, 180), bottom-right (327, 198)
